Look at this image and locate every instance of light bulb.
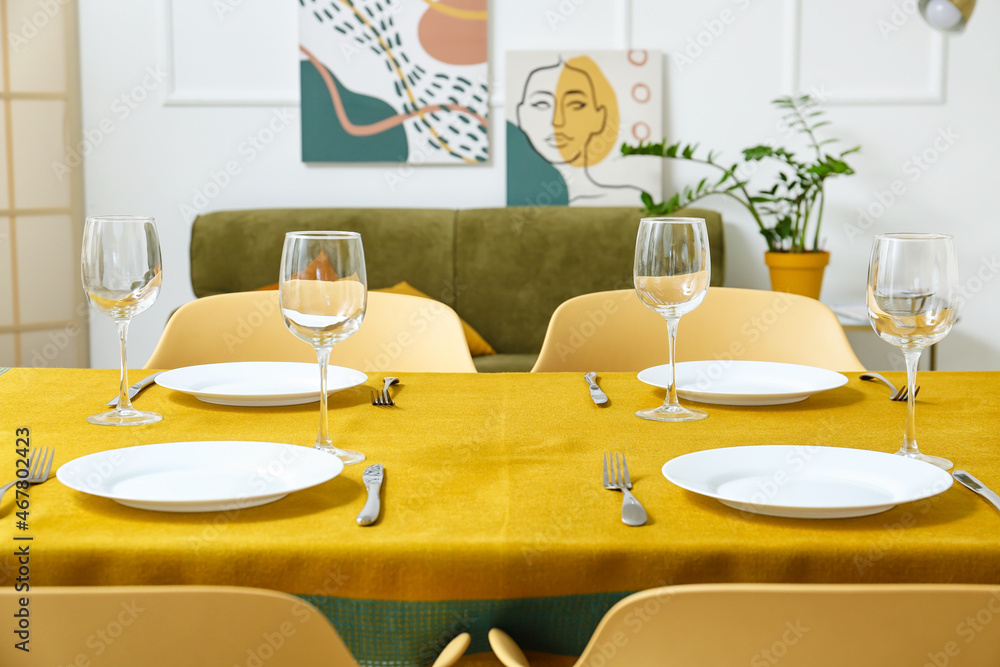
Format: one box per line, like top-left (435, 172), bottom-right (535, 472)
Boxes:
top-left (920, 0), bottom-right (965, 31)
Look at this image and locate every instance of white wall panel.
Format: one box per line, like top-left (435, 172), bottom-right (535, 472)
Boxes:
top-left (794, 0), bottom-right (946, 104)
top-left (164, 0), bottom-right (299, 105)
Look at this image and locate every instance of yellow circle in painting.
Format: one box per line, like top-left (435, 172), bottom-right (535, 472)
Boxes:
top-left (554, 56), bottom-right (619, 167)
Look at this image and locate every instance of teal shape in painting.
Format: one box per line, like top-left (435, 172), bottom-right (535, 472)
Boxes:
top-left (301, 60), bottom-right (408, 162)
top-left (506, 121), bottom-right (568, 207)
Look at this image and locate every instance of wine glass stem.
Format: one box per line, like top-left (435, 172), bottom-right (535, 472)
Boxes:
top-left (115, 318), bottom-right (134, 410)
top-left (902, 348), bottom-right (921, 455)
top-left (315, 345), bottom-right (333, 450)
top-left (665, 316), bottom-right (681, 408)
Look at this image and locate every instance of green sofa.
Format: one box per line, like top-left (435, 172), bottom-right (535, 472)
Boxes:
top-left (189, 206), bottom-right (724, 372)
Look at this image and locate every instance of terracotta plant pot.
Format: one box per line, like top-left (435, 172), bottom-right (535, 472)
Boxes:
top-left (764, 251), bottom-right (830, 300)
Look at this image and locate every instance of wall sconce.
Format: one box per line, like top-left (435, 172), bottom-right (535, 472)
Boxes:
top-left (919, 0), bottom-right (976, 32)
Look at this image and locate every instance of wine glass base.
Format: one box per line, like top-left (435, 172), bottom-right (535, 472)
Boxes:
top-left (896, 449), bottom-right (952, 470)
top-left (316, 445), bottom-right (366, 465)
top-left (87, 408), bottom-right (162, 426)
top-left (636, 404), bottom-right (708, 423)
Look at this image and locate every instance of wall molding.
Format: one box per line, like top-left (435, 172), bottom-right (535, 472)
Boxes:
top-left (782, 0), bottom-right (947, 105)
top-left (158, 0), bottom-right (298, 107)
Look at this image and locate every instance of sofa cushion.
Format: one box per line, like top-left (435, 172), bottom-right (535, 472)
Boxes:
top-left (190, 208), bottom-right (457, 304)
top-left (454, 206), bottom-right (724, 354)
top-left (473, 353), bottom-right (538, 373)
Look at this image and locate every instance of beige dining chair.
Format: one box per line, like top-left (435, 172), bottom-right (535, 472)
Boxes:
top-left (530, 287), bottom-right (865, 372)
top-left (489, 583), bottom-right (1000, 667)
top-left (0, 585), bottom-right (469, 667)
top-left (145, 290), bottom-right (477, 372)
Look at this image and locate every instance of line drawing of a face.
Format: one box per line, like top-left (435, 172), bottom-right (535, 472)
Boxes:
top-left (516, 59), bottom-right (609, 167)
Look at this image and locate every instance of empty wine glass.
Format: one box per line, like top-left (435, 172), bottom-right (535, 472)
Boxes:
top-left (81, 215), bottom-right (162, 426)
top-left (634, 217), bottom-right (711, 422)
top-left (867, 233), bottom-right (958, 469)
top-left (279, 231), bottom-right (367, 465)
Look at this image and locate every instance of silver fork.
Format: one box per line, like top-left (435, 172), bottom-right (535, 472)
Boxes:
top-left (370, 377), bottom-right (399, 407)
top-left (0, 447), bottom-right (55, 505)
top-left (603, 453), bottom-right (647, 527)
top-left (860, 372), bottom-right (920, 402)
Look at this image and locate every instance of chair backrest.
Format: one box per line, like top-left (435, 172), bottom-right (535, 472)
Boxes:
top-left (531, 287), bottom-right (865, 372)
top-left (0, 586), bottom-right (356, 667)
top-left (575, 583), bottom-right (1000, 667)
top-left (145, 291), bottom-right (477, 372)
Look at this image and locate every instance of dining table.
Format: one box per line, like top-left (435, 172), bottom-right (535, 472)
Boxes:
top-left (1, 366), bottom-right (999, 666)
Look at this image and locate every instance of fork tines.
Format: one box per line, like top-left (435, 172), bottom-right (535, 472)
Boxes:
top-left (370, 389), bottom-right (394, 407)
top-left (33, 447), bottom-right (54, 480)
top-left (603, 452), bottom-right (632, 489)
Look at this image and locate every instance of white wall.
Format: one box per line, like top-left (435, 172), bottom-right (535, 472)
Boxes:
top-left (79, 0), bottom-right (1000, 371)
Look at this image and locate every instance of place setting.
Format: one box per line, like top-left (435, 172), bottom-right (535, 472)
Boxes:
top-left (631, 221), bottom-right (967, 521)
top-left (62, 226), bottom-right (383, 516)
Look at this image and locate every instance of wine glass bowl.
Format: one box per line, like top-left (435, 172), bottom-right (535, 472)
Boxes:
top-left (81, 215), bottom-right (162, 426)
top-left (279, 232), bottom-right (367, 465)
top-left (634, 217), bottom-right (711, 422)
top-left (867, 232), bottom-right (958, 469)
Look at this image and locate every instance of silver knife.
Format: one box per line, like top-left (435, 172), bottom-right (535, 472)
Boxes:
top-left (584, 372), bottom-right (608, 405)
top-left (106, 372), bottom-right (163, 407)
top-left (953, 471), bottom-right (1000, 513)
top-left (356, 464), bottom-right (384, 526)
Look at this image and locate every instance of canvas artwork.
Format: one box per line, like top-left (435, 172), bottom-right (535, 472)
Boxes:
top-left (299, 0), bottom-right (489, 164)
top-left (506, 50), bottom-right (662, 207)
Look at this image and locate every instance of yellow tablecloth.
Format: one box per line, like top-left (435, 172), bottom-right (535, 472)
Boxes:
top-left (2, 368), bottom-right (999, 664)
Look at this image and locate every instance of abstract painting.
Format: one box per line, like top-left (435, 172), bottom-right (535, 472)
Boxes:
top-left (300, 0), bottom-right (489, 164)
top-left (506, 50), bottom-right (662, 206)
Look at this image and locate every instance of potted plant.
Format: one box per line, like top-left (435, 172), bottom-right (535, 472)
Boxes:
top-left (621, 94), bottom-right (859, 299)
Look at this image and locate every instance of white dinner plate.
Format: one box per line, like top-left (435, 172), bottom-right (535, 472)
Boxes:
top-left (638, 360), bottom-right (848, 406)
top-left (155, 362), bottom-right (367, 407)
top-left (57, 441), bottom-right (345, 512)
top-left (662, 445), bottom-right (953, 519)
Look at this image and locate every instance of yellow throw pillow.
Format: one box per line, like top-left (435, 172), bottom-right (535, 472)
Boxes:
top-left (373, 281), bottom-right (496, 357)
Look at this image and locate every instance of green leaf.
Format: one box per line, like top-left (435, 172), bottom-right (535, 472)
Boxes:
top-left (774, 216), bottom-right (793, 239)
top-left (640, 191), bottom-right (654, 210)
top-left (681, 143), bottom-right (698, 159)
top-left (743, 145), bottom-right (774, 161)
top-left (664, 142), bottom-right (680, 158)
top-left (696, 177), bottom-right (707, 193)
